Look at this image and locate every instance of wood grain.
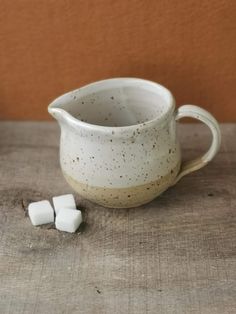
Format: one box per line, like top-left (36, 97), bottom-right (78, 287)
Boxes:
top-left (0, 0), bottom-right (236, 121)
top-left (0, 122), bottom-right (235, 313)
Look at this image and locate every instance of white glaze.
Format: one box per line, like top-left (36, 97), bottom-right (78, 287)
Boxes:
top-left (48, 78), bottom-right (221, 208)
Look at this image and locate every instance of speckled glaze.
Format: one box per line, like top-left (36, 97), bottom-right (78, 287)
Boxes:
top-left (48, 78), bottom-right (221, 208)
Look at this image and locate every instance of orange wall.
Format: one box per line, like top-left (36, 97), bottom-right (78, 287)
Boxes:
top-left (0, 0), bottom-right (235, 121)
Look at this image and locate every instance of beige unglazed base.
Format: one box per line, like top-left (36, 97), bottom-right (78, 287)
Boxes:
top-left (63, 163), bottom-right (180, 208)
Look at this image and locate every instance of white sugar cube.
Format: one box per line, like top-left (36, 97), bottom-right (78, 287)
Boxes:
top-left (52, 194), bottom-right (76, 215)
top-left (28, 200), bottom-right (54, 226)
top-left (55, 208), bottom-right (82, 233)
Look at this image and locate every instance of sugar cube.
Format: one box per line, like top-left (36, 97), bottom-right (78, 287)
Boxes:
top-left (55, 208), bottom-right (82, 233)
top-left (52, 194), bottom-right (76, 215)
top-left (28, 200), bottom-right (54, 226)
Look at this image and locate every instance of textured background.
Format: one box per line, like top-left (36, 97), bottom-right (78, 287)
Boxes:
top-left (0, 0), bottom-right (235, 121)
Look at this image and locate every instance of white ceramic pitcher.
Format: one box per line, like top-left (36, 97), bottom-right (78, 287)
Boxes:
top-left (48, 78), bottom-right (221, 208)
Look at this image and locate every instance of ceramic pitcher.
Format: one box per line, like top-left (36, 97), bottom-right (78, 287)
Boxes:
top-left (48, 78), bottom-right (221, 208)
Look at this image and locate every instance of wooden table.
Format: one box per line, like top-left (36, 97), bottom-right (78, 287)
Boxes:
top-left (0, 122), bottom-right (235, 314)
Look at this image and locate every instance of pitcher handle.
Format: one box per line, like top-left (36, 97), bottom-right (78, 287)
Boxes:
top-left (172, 105), bottom-right (221, 185)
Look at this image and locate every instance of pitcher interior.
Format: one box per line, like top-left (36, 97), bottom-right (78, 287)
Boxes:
top-left (60, 83), bottom-right (172, 127)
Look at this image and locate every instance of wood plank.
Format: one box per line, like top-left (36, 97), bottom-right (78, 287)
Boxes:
top-left (0, 122), bottom-right (235, 314)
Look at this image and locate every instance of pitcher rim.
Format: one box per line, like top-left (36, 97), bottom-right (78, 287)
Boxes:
top-left (48, 77), bottom-right (176, 133)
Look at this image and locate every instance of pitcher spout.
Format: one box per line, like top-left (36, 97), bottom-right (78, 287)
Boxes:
top-left (48, 93), bottom-right (73, 125)
top-left (48, 106), bottom-right (65, 122)
top-left (48, 91), bottom-right (80, 126)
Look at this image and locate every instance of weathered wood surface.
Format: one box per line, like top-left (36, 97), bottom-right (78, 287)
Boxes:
top-left (0, 122), bottom-right (235, 314)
